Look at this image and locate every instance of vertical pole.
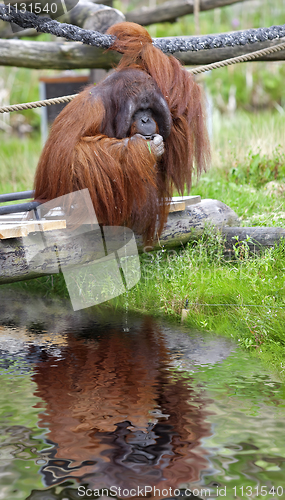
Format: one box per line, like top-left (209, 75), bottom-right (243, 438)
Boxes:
top-left (194, 0), bottom-right (200, 35)
top-left (39, 81), bottom-right (48, 146)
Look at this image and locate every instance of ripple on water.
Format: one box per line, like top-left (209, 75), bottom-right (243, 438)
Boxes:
top-left (0, 292), bottom-right (285, 499)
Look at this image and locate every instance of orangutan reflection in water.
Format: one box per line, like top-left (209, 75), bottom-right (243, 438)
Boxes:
top-left (32, 318), bottom-right (212, 496)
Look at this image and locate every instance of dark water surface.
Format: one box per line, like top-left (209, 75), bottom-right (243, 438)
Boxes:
top-left (0, 291), bottom-right (285, 500)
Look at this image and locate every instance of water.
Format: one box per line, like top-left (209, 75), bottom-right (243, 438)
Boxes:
top-left (0, 291), bottom-right (285, 500)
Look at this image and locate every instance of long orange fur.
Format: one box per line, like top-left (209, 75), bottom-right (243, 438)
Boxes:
top-left (34, 22), bottom-right (210, 242)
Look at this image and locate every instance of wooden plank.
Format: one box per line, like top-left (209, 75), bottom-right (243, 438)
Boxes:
top-left (170, 201), bottom-right (186, 212)
top-left (0, 224), bottom-right (29, 239)
top-left (169, 195), bottom-right (201, 212)
top-left (0, 220), bottom-right (66, 239)
top-left (33, 220), bottom-right (67, 233)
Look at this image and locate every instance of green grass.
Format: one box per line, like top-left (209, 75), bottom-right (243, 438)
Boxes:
top-left (119, 232), bottom-right (285, 378)
top-left (0, 134), bottom-right (41, 193)
top-left (0, 66), bottom-right (42, 130)
top-left (190, 110), bottom-right (285, 228)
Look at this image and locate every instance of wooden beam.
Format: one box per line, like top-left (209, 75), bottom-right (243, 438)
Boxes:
top-left (0, 36), bottom-right (284, 70)
top-left (0, 39), bottom-right (120, 69)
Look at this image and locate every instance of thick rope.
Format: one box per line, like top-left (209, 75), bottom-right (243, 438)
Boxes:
top-left (0, 40), bottom-right (285, 114)
top-left (154, 25), bottom-right (285, 53)
top-left (189, 39), bottom-right (285, 74)
top-left (0, 4), bottom-right (115, 48)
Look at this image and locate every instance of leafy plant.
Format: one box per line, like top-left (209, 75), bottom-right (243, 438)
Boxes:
top-left (229, 148), bottom-right (285, 188)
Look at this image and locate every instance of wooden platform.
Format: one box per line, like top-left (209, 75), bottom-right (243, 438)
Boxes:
top-left (0, 195), bottom-right (200, 240)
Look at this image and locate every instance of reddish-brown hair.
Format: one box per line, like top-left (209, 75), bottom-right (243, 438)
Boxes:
top-left (34, 22), bottom-right (210, 242)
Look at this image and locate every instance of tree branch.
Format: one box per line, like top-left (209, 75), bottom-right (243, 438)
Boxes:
top-left (126, 0), bottom-right (248, 26)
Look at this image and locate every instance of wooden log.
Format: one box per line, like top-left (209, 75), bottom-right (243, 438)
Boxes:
top-left (0, 39), bottom-right (120, 70)
top-left (222, 226), bottom-right (285, 251)
top-left (0, 198), bottom-right (265, 284)
top-left (151, 225), bottom-right (285, 252)
top-left (0, 36), bottom-right (284, 70)
top-left (6, 0), bottom-right (124, 25)
top-left (126, 0), bottom-right (247, 26)
top-left (0, 199), bottom-right (284, 284)
top-left (146, 201), bottom-right (285, 251)
top-left (0, 226), bottom-right (105, 284)
top-left (143, 198), bottom-right (241, 250)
